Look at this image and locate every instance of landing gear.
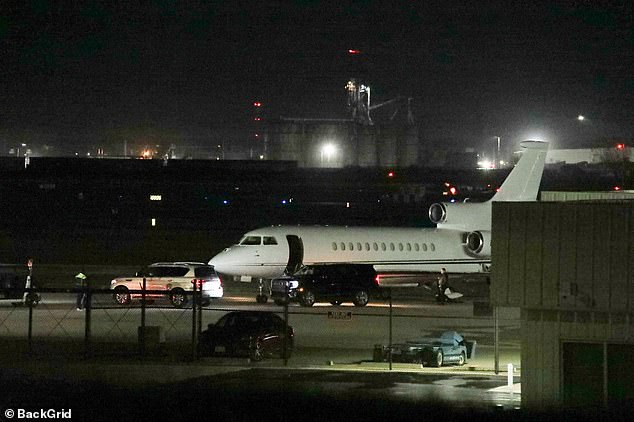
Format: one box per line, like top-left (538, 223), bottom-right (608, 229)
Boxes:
top-left (255, 278), bottom-right (269, 304)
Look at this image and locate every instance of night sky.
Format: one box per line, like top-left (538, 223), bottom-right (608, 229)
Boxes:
top-left (1, 1), bottom-right (633, 155)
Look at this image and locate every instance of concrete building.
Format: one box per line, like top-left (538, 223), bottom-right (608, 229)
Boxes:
top-left (546, 147), bottom-right (632, 165)
top-left (491, 201), bottom-right (634, 410)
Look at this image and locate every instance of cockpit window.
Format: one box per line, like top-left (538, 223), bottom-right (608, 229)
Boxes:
top-left (240, 236), bottom-right (261, 245)
top-left (263, 236), bottom-right (278, 245)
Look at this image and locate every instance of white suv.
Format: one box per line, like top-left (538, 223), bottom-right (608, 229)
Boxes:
top-left (110, 262), bottom-right (223, 307)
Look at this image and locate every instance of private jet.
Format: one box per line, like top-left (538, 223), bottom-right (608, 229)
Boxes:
top-left (209, 140), bottom-right (548, 286)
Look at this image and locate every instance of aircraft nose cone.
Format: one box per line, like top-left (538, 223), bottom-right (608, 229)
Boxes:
top-left (208, 249), bottom-right (233, 274)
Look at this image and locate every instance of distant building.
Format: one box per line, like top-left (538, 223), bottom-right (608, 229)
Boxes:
top-left (546, 147), bottom-right (632, 164)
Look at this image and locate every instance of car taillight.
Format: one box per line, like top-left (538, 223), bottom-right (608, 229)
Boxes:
top-left (192, 279), bottom-right (206, 289)
top-left (375, 275), bottom-right (381, 285)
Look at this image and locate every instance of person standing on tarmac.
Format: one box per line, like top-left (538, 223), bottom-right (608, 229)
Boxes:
top-left (75, 272), bottom-right (87, 310)
top-left (436, 268), bottom-right (449, 304)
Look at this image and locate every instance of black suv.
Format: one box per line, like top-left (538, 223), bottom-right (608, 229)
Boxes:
top-left (274, 264), bottom-right (380, 307)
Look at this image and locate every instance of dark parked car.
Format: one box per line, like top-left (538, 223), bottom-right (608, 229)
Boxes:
top-left (0, 264), bottom-right (40, 306)
top-left (375, 331), bottom-right (476, 367)
top-left (197, 311), bottom-right (294, 361)
top-left (272, 264), bottom-right (381, 307)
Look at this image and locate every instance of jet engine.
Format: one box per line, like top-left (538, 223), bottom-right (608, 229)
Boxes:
top-left (465, 230), bottom-right (491, 256)
top-left (428, 201), bottom-right (491, 229)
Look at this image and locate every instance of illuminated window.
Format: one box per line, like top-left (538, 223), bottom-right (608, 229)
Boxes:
top-left (150, 195), bottom-right (162, 201)
top-left (340, 242), bottom-right (346, 251)
top-left (332, 242), bottom-right (337, 251)
top-left (365, 242), bottom-right (370, 251)
top-left (151, 218), bottom-right (156, 227)
top-left (430, 243), bottom-right (436, 251)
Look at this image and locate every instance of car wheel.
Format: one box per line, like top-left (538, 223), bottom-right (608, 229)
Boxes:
top-left (274, 298), bottom-right (287, 306)
top-left (250, 339), bottom-right (264, 362)
top-left (352, 290), bottom-right (369, 307)
top-left (113, 286), bottom-right (131, 305)
top-left (197, 341), bottom-right (212, 357)
top-left (431, 349), bottom-right (444, 367)
top-left (458, 351), bottom-right (466, 366)
top-left (170, 288), bottom-right (187, 308)
top-left (300, 290), bottom-right (315, 307)
top-left (330, 300), bottom-right (342, 306)
top-left (256, 294), bottom-right (268, 304)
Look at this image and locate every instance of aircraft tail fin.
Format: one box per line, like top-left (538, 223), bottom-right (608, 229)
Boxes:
top-left (491, 140), bottom-right (549, 202)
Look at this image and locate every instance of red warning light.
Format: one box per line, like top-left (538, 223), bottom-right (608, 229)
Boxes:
top-left (387, 171), bottom-right (394, 178)
top-left (254, 117), bottom-right (261, 121)
top-left (616, 143), bottom-right (625, 150)
top-left (614, 186), bottom-right (621, 191)
top-left (253, 102), bottom-right (262, 107)
top-left (348, 49), bottom-right (361, 54)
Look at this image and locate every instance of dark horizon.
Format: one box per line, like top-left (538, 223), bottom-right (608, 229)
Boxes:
top-left (2, 2), bottom-right (633, 156)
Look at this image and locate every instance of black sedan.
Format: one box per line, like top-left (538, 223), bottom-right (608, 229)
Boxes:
top-left (197, 311), bottom-right (294, 361)
top-left (375, 331), bottom-right (476, 367)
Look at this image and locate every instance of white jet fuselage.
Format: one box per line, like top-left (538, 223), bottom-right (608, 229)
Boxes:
top-left (210, 225), bottom-right (487, 279)
top-left (209, 140), bottom-right (549, 279)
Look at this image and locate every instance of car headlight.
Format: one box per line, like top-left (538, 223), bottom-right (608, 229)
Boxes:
top-left (110, 280), bottom-right (118, 286)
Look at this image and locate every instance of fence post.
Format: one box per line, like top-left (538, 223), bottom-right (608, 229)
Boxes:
top-left (140, 277), bottom-right (146, 357)
top-left (388, 288), bottom-right (393, 371)
top-left (84, 287), bottom-right (92, 359)
top-left (283, 280), bottom-right (289, 366)
top-left (27, 289), bottom-right (34, 356)
top-left (191, 282), bottom-right (198, 360)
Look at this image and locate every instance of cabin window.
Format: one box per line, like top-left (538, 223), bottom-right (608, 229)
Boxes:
top-left (373, 242), bottom-right (378, 251)
top-left (349, 242), bottom-right (354, 251)
top-left (398, 243), bottom-right (404, 251)
top-left (332, 242), bottom-right (337, 251)
top-left (390, 243), bottom-right (395, 251)
top-left (430, 243), bottom-right (436, 252)
top-left (414, 243), bottom-right (419, 252)
top-left (240, 236), bottom-right (261, 245)
top-left (381, 242), bottom-right (386, 251)
top-left (406, 243), bottom-right (411, 251)
top-left (365, 242), bottom-right (370, 251)
top-left (422, 243), bottom-right (428, 252)
top-left (263, 236), bottom-right (278, 245)
top-left (340, 242), bottom-right (346, 251)
top-left (356, 242), bottom-right (362, 251)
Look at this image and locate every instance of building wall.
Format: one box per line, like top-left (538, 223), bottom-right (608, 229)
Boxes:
top-left (491, 202), bottom-right (634, 409)
top-left (546, 148), bottom-right (633, 164)
top-left (540, 190), bottom-right (634, 201)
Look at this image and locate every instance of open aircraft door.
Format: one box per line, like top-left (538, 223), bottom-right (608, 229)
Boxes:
top-left (285, 235), bottom-right (304, 275)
